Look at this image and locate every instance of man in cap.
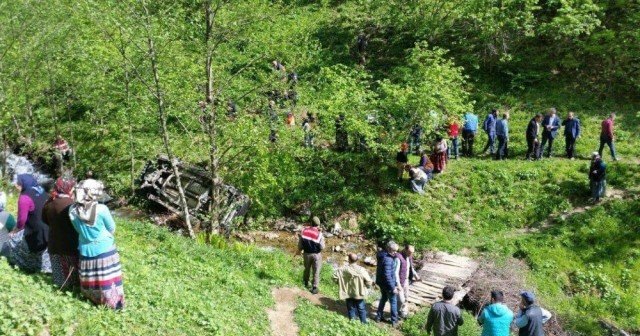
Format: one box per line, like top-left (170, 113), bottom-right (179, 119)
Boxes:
top-left (514, 291), bottom-right (552, 336)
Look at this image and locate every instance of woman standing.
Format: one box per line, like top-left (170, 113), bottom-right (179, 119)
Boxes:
top-left (69, 179), bottom-right (125, 309)
top-left (0, 191), bottom-right (17, 258)
top-left (10, 174), bottom-right (51, 273)
top-left (43, 177), bottom-right (79, 289)
top-left (431, 136), bottom-right (448, 173)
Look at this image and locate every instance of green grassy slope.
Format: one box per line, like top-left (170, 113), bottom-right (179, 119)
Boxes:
top-left (0, 217), bottom-right (393, 336)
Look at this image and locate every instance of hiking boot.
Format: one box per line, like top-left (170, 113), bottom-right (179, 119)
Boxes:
top-left (310, 287), bottom-right (319, 294)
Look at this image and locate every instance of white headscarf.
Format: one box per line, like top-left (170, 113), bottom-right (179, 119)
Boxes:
top-left (72, 179), bottom-right (105, 224)
top-left (0, 191), bottom-right (6, 212)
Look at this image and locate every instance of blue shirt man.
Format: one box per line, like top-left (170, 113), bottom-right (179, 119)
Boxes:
top-left (478, 290), bottom-right (514, 336)
top-left (482, 109), bottom-right (498, 154)
top-left (562, 112), bottom-right (581, 159)
top-left (495, 114), bottom-right (509, 160)
top-left (462, 112), bottom-right (479, 157)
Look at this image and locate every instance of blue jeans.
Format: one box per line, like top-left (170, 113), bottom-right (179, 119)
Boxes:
top-left (410, 178), bottom-right (426, 194)
top-left (376, 289), bottom-right (398, 323)
top-left (482, 133), bottom-right (495, 154)
top-left (448, 137), bottom-right (459, 158)
top-left (598, 136), bottom-right (617, 160)
top-left (346, 298), bottom-right (367, 323)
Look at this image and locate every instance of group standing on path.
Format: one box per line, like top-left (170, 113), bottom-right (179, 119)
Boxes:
top-left (0, 173), bottom-right (125, 310)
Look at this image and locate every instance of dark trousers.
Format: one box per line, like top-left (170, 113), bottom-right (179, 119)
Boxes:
top-left (376, 289), bottom-right (398, 323)
top-left (526, 137), bottom-right (540, 160)
top-left (346, 298), bottom-right (367, 323)
top-left (495, 135), bottom-right (508, 160)
top-left (462, 130), bottom-right (475, 156)
top-left (598, 135), bottom-right (617, 160)
top-left (409, 136), bottom-right (421, 154)
top-left (482, 133), bottom-right (496, 154)
top-left (565, 136), bottom-right (577, 158)
top-left (540, 133), bottom-right (556, 157)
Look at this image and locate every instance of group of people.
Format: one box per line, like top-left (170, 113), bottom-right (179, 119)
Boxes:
top-left (396, 135), bottom-right (449, 194)
top-left (398, 109), bottom-right (618, 200)
top-left (0, 174), bottom-right (125, 310)
top-left (301, 232), bottom-right (555, 335)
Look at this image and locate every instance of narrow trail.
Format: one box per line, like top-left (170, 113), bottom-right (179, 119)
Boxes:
top-left (267, 287), bottom-right (402, 336)
top-left (511, 186), bottom-right (634, 237)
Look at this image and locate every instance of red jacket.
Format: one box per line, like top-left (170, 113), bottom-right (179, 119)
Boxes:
top-left (601, 118), bottom-right (614, 138)
top-left (448, 123), bottom-right (459, 137)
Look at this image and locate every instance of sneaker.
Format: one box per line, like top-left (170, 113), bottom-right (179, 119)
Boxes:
top-left (310, 287), bottom-right (319, 294)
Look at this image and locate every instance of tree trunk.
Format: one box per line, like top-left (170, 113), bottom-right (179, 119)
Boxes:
top-left (204, 0), bottom-right (223, 241)
top-left (143, 0), bottom-right (195, 239)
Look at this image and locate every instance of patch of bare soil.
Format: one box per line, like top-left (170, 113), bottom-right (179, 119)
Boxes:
top-left (463, 258), bottom-right (566, 336)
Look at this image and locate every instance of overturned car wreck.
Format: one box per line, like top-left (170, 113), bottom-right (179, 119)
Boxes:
top-left (138, 156), bottom-right (250, 234)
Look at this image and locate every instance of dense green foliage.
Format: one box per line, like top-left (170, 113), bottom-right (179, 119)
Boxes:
top-left (1, 0), bottom-right (640, 335)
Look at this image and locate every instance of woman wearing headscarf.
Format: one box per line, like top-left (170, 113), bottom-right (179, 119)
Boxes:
top-left (69, 179), bottom-right (125, 310)
top-left (0, 191), bottom-right (17, 258)
top-left (431, 136), bottom-right (448, 173)
top-left (10, 174), bottom-right (52, 273)
top-left (43, 177), bottom-right (79, 289)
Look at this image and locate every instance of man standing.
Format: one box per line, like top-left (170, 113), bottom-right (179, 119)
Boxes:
top-left (495, 113), bottom-right (509, 160)
top-left (526, 114), bottom-right (543, 160)
top-left (598, 112), bottom-right (618, 161)
top-left (398, 245), bottom-right (421, 318)
top-left (589, 152), bottom-right (607, 203)
top-left (540, 108), bottom-right (561, 158)
top-left (477, 290), bottom-right (514, 336)
top-left (375, 241), bottom-right (400, 327)
top-left (396, 143), bottom-right (409, 182)
top-left (462, 112), bottom-right (478, 157)
top-left (481, 109), bottom-right (498, 155)
top-left (562, 112), bottom-right (581, 159)
top-left (514, 291), bottom-right (552, 336)
top-left (298, 218), bottom-right (325, 294)
top-left (425, 286), bottom-right (464, 336)
top-left (409, 124), bottom-right (423, 155)
top-left (333, 253), bottom-right (373, 324)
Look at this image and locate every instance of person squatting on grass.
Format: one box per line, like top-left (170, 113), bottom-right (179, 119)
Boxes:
top-left (299, 216), bottom-right (325, 294)
top-left (477, 290), bottom-right (514, 336)
top-left (406, 165), bottom-right (429, 194)
top-left (514, 291), bottom-right (552, 336)
top-left (589, 152), bottom-right (607, 202)
top-left (70, 179), bottom-right (125, 310)
top-left (425, 285), bottom-right (464, 336)
top-left (375, 241), bottom-right (400, 327)
top-left (333, 253), bottom-right (373, 324)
